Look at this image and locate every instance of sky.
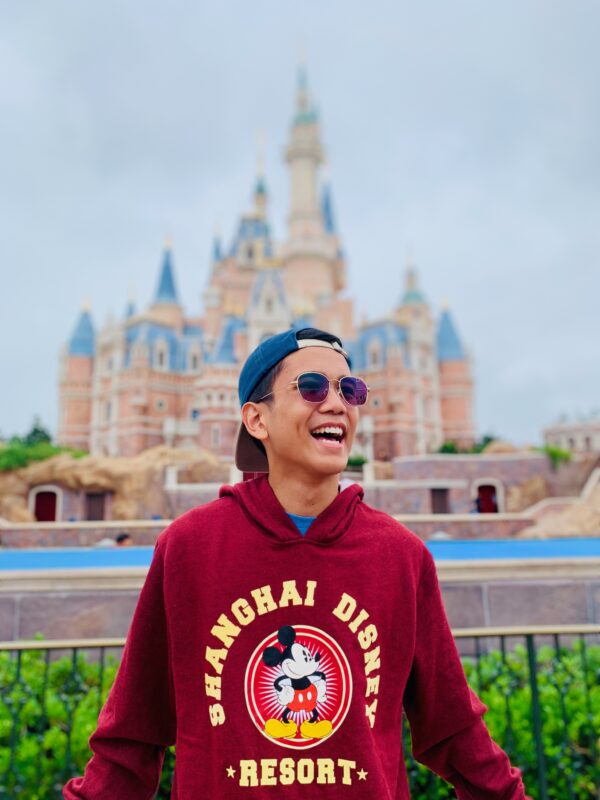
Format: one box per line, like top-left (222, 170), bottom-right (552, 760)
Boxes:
top-left (1, 1), bottom-right (599, 445)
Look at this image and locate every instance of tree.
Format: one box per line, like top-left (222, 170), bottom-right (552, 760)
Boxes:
top-left (23, 416), bottom-right (52, 447)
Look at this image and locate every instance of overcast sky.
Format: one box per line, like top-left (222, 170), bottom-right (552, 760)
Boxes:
top-left (1, 1), bottom-right (599, 445)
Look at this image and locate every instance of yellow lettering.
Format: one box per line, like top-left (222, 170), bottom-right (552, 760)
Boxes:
top-left (208, 703), bottom-right (225, 726)
top-left (358, 623), bottom-right (378, 650)
top-left (305, 579), bottom-right (317, 606)
top-left (297, 758), bottom-right (315, 785)
top-left (317, 758), bottom-right (335, 784)
top-left (332, 592), bottom-right (356, 622)
top-left (210, 613), bottom-right (241, 648)
top-left (231, 597), bottom-right (256, 626)
top-left (366, 675), bottom-right (380, 697)
top-left (364, 646), bottom-right (381, 675)
top-left (337, 758), bottom-right (356, 785)
top-left (278, 580), bottom-right (303, 607)
top-left (204, 673), bottom-right (221, 700)
top-left (251, 584), bottom-right (278, 615)
top-left (239, 760), bottom-right (258, 787)
top-left (279, 757), bottom-right (295, 786)
top-left (348, 608), bottom-right (369, 633)
top-left (205, 646), bottom-right (227, 675)
top-left (260, 759), bottom-right (278, 786)
top-left (366, 698), bottom-right (378, 727)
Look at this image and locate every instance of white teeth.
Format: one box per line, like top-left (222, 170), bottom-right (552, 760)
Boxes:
top-left (311, 426), bottom-right (344, 436)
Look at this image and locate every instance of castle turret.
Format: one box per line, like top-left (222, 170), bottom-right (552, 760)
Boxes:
top-left (57, 304), bottom-right (95, 451)
top-left (437, 305), bottom-right (475, 447)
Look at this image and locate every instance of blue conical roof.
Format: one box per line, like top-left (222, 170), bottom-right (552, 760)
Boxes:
top-left (437, 309), bottom-right (465, 361)
top-left (68, 309), bottom-right (95, 356)
top-left (321, 183), bottom-right (336, 234)
top-left (212, 235), bottom-right (223, 263)
top-left (154, 246), bottom-right (179, 305)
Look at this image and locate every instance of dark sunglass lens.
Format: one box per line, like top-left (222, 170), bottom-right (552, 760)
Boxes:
top-left (340, 377), bottom-right (368, 406)
top-left (297, 372), bottom-right (329, 402)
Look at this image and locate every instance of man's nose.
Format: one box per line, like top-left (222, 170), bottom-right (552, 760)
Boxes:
top-left (320, 381), bottom-right (345, 412)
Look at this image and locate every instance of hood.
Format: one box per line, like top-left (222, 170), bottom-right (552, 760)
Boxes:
top-left (219, 475), bottom-right (364, 548)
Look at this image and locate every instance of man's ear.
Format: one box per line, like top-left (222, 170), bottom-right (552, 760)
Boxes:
top-left (241, 402), bottom-right (269, 443)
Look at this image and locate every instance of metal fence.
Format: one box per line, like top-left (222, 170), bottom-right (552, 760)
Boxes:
top-left (0, 625), bottom-right (599, 799)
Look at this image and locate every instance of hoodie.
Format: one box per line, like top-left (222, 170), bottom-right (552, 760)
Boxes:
top-left (64, 475), bottom-right (529, 799)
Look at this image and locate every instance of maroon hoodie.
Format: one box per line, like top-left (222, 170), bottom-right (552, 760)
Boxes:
top-left (64, 476), bottom-right (529, 799)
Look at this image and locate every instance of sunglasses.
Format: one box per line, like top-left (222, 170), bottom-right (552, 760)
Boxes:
top-left (259, 371), bottom-right (369, 406)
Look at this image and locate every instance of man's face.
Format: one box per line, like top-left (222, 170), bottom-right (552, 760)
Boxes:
top-left (257, 347), bottom-right (360, 479)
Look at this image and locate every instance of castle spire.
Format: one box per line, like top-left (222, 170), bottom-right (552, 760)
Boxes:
top-left (401, 254), bottom-right (426, 305)
top-left (212, 226), bottom-right (223, 263)
top-left (437, 306), bottom-right (466, 361)
top-left (254, 132), bottom-right (267, 218)
top-left (153, 238), bottom-right (179, 305)
top-left (285, 64), bottom-right (325, 240)
top-left (321, 175), bottom-right (336, 235)
top-left (68, 305), bottom-right (95, 356)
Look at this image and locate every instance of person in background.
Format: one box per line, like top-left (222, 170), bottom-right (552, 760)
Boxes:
top-left (115, 532), bottom-right (132, 547)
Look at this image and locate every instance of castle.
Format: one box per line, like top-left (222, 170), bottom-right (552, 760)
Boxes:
top-left (58, 70), bottom-right (475, 462)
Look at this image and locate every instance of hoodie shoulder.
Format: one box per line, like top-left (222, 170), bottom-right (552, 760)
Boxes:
top-left (355, 501), bottom-right (432, 565)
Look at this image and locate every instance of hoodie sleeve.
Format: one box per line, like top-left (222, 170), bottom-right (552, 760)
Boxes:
top-left (403, 553), bottom-right (530, 800)
top-left (63, 541), bottom-right (175, 800)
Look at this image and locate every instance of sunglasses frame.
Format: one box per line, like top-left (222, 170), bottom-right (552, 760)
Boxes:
top-left (258, 371), bottom-right (370, 406)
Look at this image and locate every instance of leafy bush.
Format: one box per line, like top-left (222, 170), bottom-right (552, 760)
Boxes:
top-left (346, 454), bottom-right (367, 468)
top-left (537, 444), bottom-right (572, 471)
top-left (0, 641), bottom-right (598, 798)
top-left (0, 442), bottom-right (86, 472)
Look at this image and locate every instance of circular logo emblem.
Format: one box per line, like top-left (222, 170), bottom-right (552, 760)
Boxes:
top-left (244, 624), bottom-right (352, 750)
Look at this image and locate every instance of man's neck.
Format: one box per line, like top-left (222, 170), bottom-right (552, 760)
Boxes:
top-left (267, 469), bottom-right (339, 517)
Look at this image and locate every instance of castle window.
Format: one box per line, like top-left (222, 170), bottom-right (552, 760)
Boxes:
top-left (368, 339), bottom-right (383, 369)
top-left (155, 340), bottom-right (168, 371)
top-left (584, 436), bottom-right (592, 451)
top-left (156, 398), bottom-right (166, 411)
top-left (373, 398), bottom-right (381, 408)
top-left (206, 392), bottom-right (213, 405)
top-left (211, 425), bottom-right (221, 448)
top-left (191, 408), bottom-right (200, 420)
top-left (218, 392), bottom-right (225, 403)
top-left (265, 297), bottom-right (273, 314)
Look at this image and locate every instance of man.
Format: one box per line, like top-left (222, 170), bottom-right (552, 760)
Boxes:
top-left (64, 327), bottom-right (529, 798)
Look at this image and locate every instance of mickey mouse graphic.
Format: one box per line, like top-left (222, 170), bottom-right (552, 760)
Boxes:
top-left (261, 625), bottom-right (333, 740)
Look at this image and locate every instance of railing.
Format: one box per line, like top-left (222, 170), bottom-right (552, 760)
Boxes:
top-left (0, 626), bottom-right (598, 799)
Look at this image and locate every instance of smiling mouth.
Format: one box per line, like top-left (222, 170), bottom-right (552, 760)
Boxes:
top-left (310, 425), bottom-right (346, 444)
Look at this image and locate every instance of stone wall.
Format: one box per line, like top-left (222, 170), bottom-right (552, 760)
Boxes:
top-left (0, 510), bottom-right (533, 547)
top-left (1, 561), bottom-right (597, 641)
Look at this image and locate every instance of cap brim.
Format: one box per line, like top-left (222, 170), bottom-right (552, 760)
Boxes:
top-left (235, 423), bottom-right (269, 472)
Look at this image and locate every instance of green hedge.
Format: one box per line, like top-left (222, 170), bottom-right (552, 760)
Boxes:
top-left (0, 641), bottom-right (598, 799)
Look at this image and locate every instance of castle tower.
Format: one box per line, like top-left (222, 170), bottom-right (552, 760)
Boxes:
top-left (285, 66), bottom-right (325, 242)
top-left (57, 305), bottom-right (95, 451)
top-left (282, 68), bottom-right (352, 336)
top-left (394, 262), bottom-right (443, 453)
top-left (437, 305), bottom-right (475, 447)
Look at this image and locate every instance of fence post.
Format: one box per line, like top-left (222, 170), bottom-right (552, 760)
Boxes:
top-left (526, 634), bottom-right (549, 800)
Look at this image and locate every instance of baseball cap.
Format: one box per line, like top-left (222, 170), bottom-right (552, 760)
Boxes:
top-left (235, 327), bottom-right (351, 472)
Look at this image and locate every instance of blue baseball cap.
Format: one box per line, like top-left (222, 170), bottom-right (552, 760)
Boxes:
top-left (235, 327), bottom-right (351, 472)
